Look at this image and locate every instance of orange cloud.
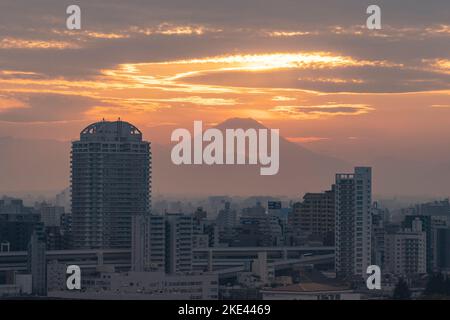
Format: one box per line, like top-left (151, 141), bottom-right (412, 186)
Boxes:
top-left (270, 104), bottom-right (373, 119)
top-left (0, 37), bottom-right (79, 49)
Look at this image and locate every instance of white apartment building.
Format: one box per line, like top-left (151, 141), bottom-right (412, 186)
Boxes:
top-left (384, 218), bottom-right (427, 276)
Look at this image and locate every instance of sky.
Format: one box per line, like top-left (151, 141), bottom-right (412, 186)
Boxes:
top-left (0, 0), bottom-right (449, 196)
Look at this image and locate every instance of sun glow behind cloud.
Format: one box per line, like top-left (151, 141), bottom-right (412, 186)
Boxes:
top-left (0, 47), bottom-right (446, 126)
top-left (154, 52), bottom-right (394, 72)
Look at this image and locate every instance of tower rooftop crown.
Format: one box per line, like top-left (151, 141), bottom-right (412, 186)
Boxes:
top-left (80, 120), bottom-right (142, 142)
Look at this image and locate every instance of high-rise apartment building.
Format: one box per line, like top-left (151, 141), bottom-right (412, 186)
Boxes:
top-left (165, 213), bottom-right (193, 274)
top-left (71, 120), bottom-right (151, 249)
top-left (403, 215), bottom-right (432, 272)
top-left (385, 218), bottom-right (427, 276)
top-left (335, 167), bottom-right (372, 280)
top-left (132, 213), bottom-right (194, 274)
top-left (132, 214), bottom-right (166, 272)
top-left (289, 187), bottom-right (335, 245)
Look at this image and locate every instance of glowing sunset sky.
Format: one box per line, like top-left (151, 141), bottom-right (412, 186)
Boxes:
top-left (0, 0), bottom-right (449, 196)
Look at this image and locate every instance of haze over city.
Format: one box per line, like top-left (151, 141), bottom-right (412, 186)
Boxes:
top-left (2, 0), bottom-right (450, 305)
top-left (0, 0), bottom-right (449, 198)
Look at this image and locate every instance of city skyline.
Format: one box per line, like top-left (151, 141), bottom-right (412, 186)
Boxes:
top-left (2, 0), bottom-right (450, 304)
top-left (1, 124), bottom-right (450, 300)
top-left (1, 0), bottom-right (450, 197)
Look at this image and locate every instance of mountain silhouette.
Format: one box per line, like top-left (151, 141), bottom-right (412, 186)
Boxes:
top-left (0, 118), bottom-right (350, 197)
top-left (3, 118), bottom-right (450, 198)
top-left (152, 118), bottom-right (351, 196)
top-left (0, 136), bottom-right (70, 194)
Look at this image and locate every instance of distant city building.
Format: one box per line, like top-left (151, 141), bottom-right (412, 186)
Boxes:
top-left (38, 204), bottom-right (64, 227)
top-left (193, 207), bottom-right (207, 221)
top-left (193, 216), bottom-right (216, 249)
top-left (434, 227), bottom-right (450, 271)
top-left (71, 120), bottom-right (151, 249)
top-left (232, 215), bottom-right (283, 247)
top-left (403, 215), bottom-right (432, 272)
top-left (132, 214), bottom-right (166, 272)
top-left (0, 198), bottom-right (31, 214)
top-left (47, 260), bottom-right (67, 291)
top-left (242, 202), bottom-right (266, 217)
top-left (165, 213), bottom-right (193, 274)
top-left (0, 199), bottom-right (41, 251)
top-left (216, 202), bottom-right (237, 244)
top-left (27, 226), bottom-right (47, 296)
top-left (268, 200), bottom-right (289, 219)
top-left (261, 283), bottom-right (360, 300)
top-left (207, 196), bottom-right (232, 216)
top-left (419, 199), bottom-right (450, 216)
top-left (60, 213), bottom-right (73, 249)
top-left (133, 213), bottom-right (196, 274)
top-left (55, 188), bottom-right (71, 214)
top-left (0, 241), bottom-right (10, 252)
top-left (335, 167), bottom-right (372, 280)
top-left (289, 188), bottom-right (335, 246)
top-left (45, 226), bottom-right (67, 250)
top-left (384, 218), bottom-right (427, 276)
top-left (48, 271), bottom-right (218, 300)
top-left (216, 202), bottom-right (236, 230)
top-left (371, 202), bottom-right (390, 267)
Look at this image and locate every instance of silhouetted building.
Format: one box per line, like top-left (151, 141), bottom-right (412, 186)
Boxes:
top-left (132, 214), bottom-right (165, 272)
top-left (242, 202), bottom-right (266, 217)
top-left (165, 213), bottom-right (193, 274)
top-left (371, 202), bottom-right (390, 267)
top-left (193, 207), bottom-right (207, 221)
top-left (0, 199), bottom-right (40, 251)
top-left (335, 167), bottom-right (372, 280)
top-left (45, 226), bottom-right (68, 250)
top-left (434, 227), bottom-right (450, 271)
top-left (27, 225), bottom-right (47, 296)
top-left (38, 204), bottom-right (64, 227)
top-left (231, 215), bottom-right (282, 247)
top-left (71, 120), bottom-right (151, 249)
top-left (217, 202), bottom-right (236, 227)
top-left (289, 187), bottom-right (335, 246)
